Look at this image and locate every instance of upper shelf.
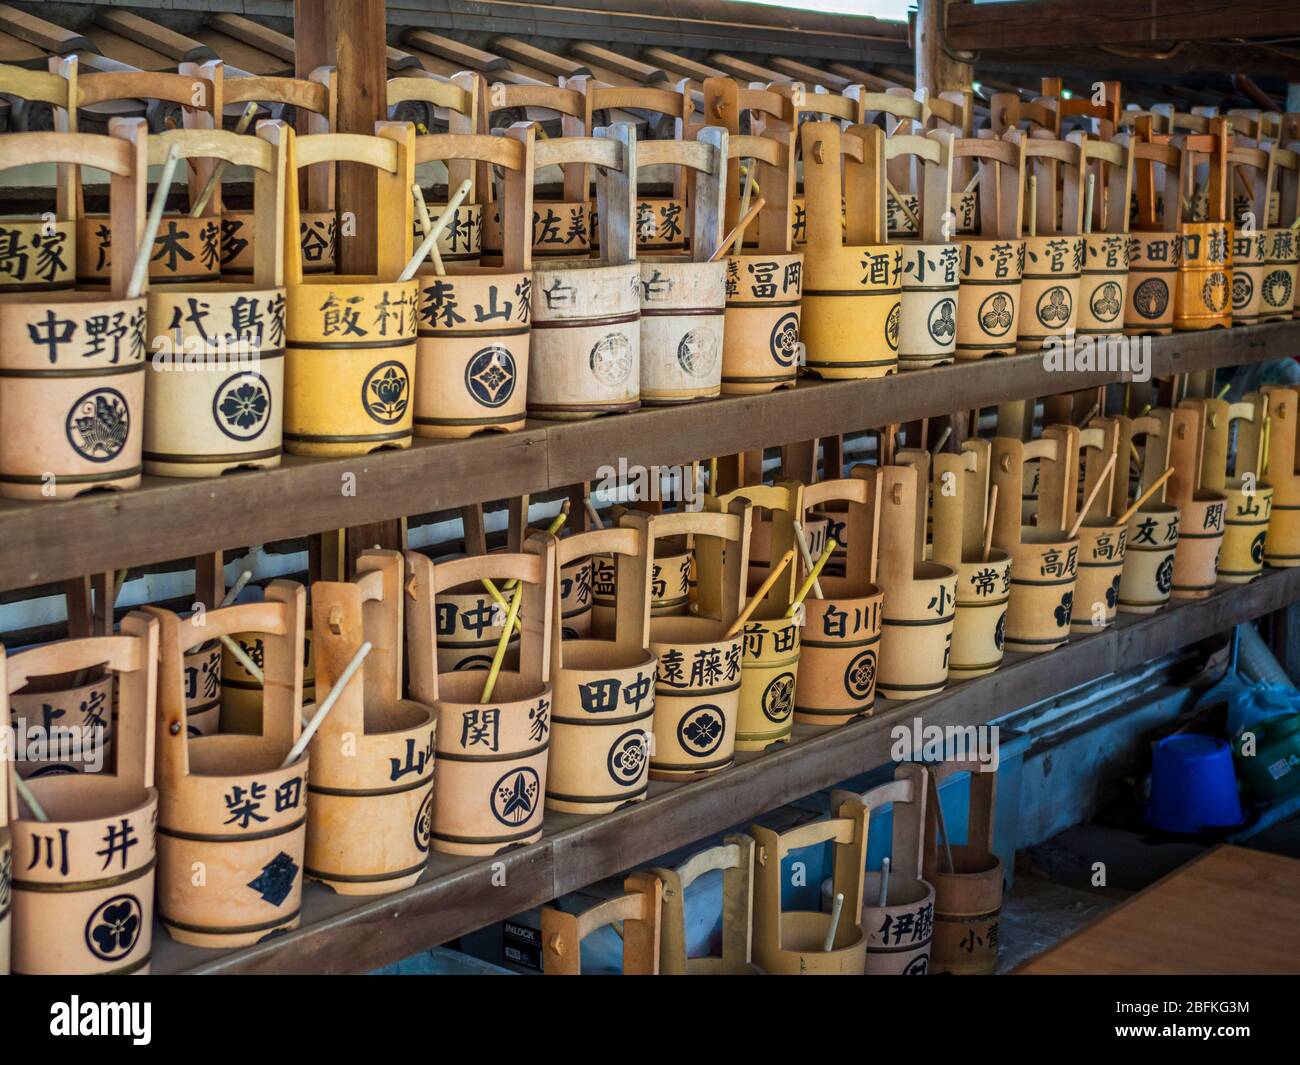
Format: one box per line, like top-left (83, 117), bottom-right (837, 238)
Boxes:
top-left (0, 320), bottom-right (1288, 592)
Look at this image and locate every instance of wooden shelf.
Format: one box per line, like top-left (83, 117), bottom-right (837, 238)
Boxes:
top-left (150, 565), bottom-right (1300, 974)
top-left (0, 321), bottom-right (1287, 593)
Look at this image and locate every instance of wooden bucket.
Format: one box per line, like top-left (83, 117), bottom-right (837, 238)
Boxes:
top-left (1124, 232), bottom-right (1182, 333)
top-left (529, 125), bottom-right (641, 419)
top-left (10, 670), bottom-right (114, 777)
top-left (546, 519), bottom-right (656, 815)
top-left (5, 613), bottom-right (159, 975)
top-left (560, 554), bottom-right (594, 638)
top-left (653, 834), bottom-right (761, 974)
top-left (1075, 137), bottom-right (1134, 339)
top-left (876, 465), bottom-right (957, 700)
top-left (952, 131), bottom-right (1026, 360)
top-left (412, 127), bottom-right (533, 438)
top-left (541, 872), bottom-right (662, 974)
top-left (1017, 138), bottom-right (1085, 350)
top-left (1117, 502), bottom-right (1180, 614)
top-left (591, 537), bottom-right (691, 636)
top-left (647, 502), bottom-right (751, 780)
top-left (991, 429), bottom-right (1080, 653)
top-left (800, 122), bottom-right (901, 379)
top-left (405, 534), bottom-right (556, 856)
top-left (1263, 387), bottom-right (1300, 567)
top-left (282, 123), bottom-right (418, 457)
top-left (1203, 394), bottom-right (1272, 583)
top-left (145, 583), bottom-right (308, 948)
top-left (1073, 522), bottom-right (1127, 632)
top-left (795, 472), bottom-right (883, 724)
top-left (925, 758), bottom-right (1003, 975)
top-left (143, 125), bottom-right (288, 476)
top-left (1174, 118), bottom-right (1233, 331)
top-left (305, 552), bottom-right (436, 895)
top-left (949, 552), bottom-right (1011, 680)
top-left (831, 764), bottom-right (934, 975)
top-left (1232, 229), bottom-right (1268, 325)
top-left (183, 639), bottom-right (222, 736)
top-left (1159, 404), bottom-right (1225, 600)
top-left (703, 483), bottom-right (800, 751)
top-left (220, 624), bottom-right (315, 734)
top-left (483, 200), bottom-right (591, 263)
top-left (1259, 228), bottom-right (1300, 321)
top-left (751, 799), bottom-right (869, 975)
top-left (0, 121), bottom-right (148, 500)
top-left (718, 127), bottom-right (802, 393)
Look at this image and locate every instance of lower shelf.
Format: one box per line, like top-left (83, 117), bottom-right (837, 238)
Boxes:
top-left (151, 565), bottom-right (1300, 974)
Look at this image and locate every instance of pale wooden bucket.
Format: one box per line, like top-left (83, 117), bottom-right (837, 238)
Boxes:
top-left (639, 257), bottom-right (726, 404)
top-left (1117, 501), bottom-right (1181, 614)
top-left (223, 210), bottom-right (337, 276)
top-left (949, 550), bottom-right (1012, 680)
top-left (1071, 521), bottom-right (1127, 633)
top-left (560, 554), bottom-right (594, 638)
top-left (879, 562), bottom-right (958, 699)
top-left (1018, 235), bottom-right (1084, 350)
top-left (648, 616), bottom-right (741, 779)
top-left (1231, 229), bottom-right (1267, 326)
top-left (147, 584), bottom-right (308, 948)
top-left (592, 539), bottom-right (692, 636)
top-left (220, 626), bottom-right (315, 734)
top-left (955, 238), bottom-right (1025, 359)
top-left (1005, 529), bottom-right (1079, 653)
top-left (1077, 232), bottom-right (1129, 338)
top-left (897, 242), bottom-right (960, 368)
top-left (1259, 228), bottom-right (1299, 322)
top-left (1263, 388), bottom-right (1300, 567)
top-left (721, 250), bottom-right (803, 393)
top-left (183, 639), bottom-right (222, 736)
top-left (653, 834), bottom-right (762, 974)
top-left (1124, 231), bottom-right (1182, 334)
top-left (6, 613), bottom-right (158, 974)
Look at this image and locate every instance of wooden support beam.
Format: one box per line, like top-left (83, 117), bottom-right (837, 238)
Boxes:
top-left (493, 36), bottom-right (589, 78)
top-left (96, 9), bottom-right (215, 64)
top-left (769, 57), bottom-right (851, 91)
top-left (947, 0), bottom-right (1300, 52)
top-left (570, 41), bottom-right (666, 83)
top-left (916, 0), bottom-right (973, 98)
top-left (642, 47), bottom-right (725, 83)
top-left (402, 29), bottom-right (508, 72)
top-left (708, 52), bottom-right (790, 84)
top-left (211, 13), bottom-right (294, 64)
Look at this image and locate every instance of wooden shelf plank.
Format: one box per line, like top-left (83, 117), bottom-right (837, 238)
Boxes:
top-left (149, 565), bottom-right (1300, 974)
top-left (0, 321), bottom-right (1286, 593)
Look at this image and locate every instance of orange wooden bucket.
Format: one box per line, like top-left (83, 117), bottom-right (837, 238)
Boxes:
top-left (5, 613), bottom-right (158, 974)
top-left (541, 872), bottom-right (662, 974)
top-left (10, 670), bottom-right (114, 777)
top-left (1173, 118), bottom-right (1233, 331)
top-left (405, 534), bottom-right (556, 855)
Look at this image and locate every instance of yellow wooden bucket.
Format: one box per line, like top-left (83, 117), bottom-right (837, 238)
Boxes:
top-left (925, 759), bottom-right (1003, 976)
top-left (282, 123), bottom-right (418, 457)
top-left (735, 610), bottom-right (799, 751)
top-left (305, 553), bottom-right (436, 895)
top-left (1220, 483), bottom-right (1273, 583)
top-left (412, 127), bottom-right (533, 438)
top-left (147, 583), bottom-right (309, 948)
top-left (1263, 387), bottom-right (1300, 567)
top-left (546, 519), bottom-right (655, 814)
top-left (1117, 501), bottom-right (1181, 614)
top-left (1005, 530), bottom-right (1079, 652)
top-left (1174, 220), bottom-right (1233, 330)
top-left (898, 242), bottom-right (960, 368)
top-left (949, 550), bottom-right (1012, 680)
top-left (800, 122), bottom-right (901, 379)
top-left (751, 799), bottom-right (869, 975)
top-left (1071, 521), bottom-right (1127, 633)
top-left (1162, 403), bottom-right (1226, 599)
top-left (6, 615), bottom-right (158, 975)
top-left (1205, 393), bottom-right (1272, 584)
top-left (404, 535), bottom-right (557, 856)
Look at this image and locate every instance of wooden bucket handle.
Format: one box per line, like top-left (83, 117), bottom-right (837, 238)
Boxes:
top-left (386, 73), bottom-right (475, 120)
top-left (708, 481), bottom-right (803, 608)
top-left (882, 129), bottom-right (955, 242)
top-left (1024, 136), bottom-right (1085, 237)
top-left (1173, 116), bottom-right (1231, 223)
top-left (1162, 405), bottom-right (1207, 510)
top-left (541, 872), bottom-right (662, 974)
top-left (1035, 424), bottom-right (1082, 533)
top-left (1072, 131), bottom-right (1134, 234)
top-left (633, 125), bottom-right (727, 262)
top-left (1268, 141), bottom-right (1300, 225)
top-left (850, 86), bottom-right (926, 130)
top-left (648, 500), bottom-right (751, 626)
top-left (652, 833), bottom-right (755, 974)
top-left (924, 756), bottom-right (997, 872)
top-left (5, 612), bottom-right (159, 793)
top-left (896, 449), bottom-right (932, 566)
top-left (799, 471), bottom-right (882, 591)
top-left (875, 464), bottom-right (924, 586)
top-left (552, 515), bottom-right (653, 671)
top-left (144, 582), bottom-right (306, 784)
top-left (1078, 418), bottom-right (1123, 521)
top-left (750, 799), bottom-right (867, 952)
top-left (721, 131), bottom-right (796, 250)
top-left (931, 449), bottom-right (982, 567)
top-left (831, 762), bottom-right (928, 885)
top-left (582, 81), bottom-right (691, 124)
top-left (801, 121), bottom-right (886, 251)
top-left (403, 532), bottom-right (557, 707)
top-left (988, 91), bottom-right (1060, 137)
top-left (282, 121), bottom-right (415, 285)
top-left (951, 129), bottom-right (1025, 239)
top-left (1231, 392), bottom-right (1270, 482)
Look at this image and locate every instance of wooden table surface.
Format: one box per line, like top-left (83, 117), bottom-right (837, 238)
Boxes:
top-left (1017, 845), bottom-right (1300, 974)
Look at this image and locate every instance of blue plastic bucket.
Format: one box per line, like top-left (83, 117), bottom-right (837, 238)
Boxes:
top-left (1146, 734), bottom-right (1245, 833)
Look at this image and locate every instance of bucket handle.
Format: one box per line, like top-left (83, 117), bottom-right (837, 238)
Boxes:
top-left (282, 122), bottom-right (415, 286)
top-left (4, 612), bottom-right (160, 794)
top-left (875, 464), bottom-right (923, 586)
top-left (931, 450), bottom-right (981, 568)
top-left (404, 532), bottom-right (557, 706)
top-left (721, 131), bottom-right (795, 252)
top-left (651, 834), bottom-right (755, 975)
top-left (749, 799), bottom-right (867, 953)
top-left (541, 872), bottom-right (662, 975)
top-left (635, 125), bottom-right (727, 262)
top-left (1072, 132), bottom-right (1134, 235)
top-left (923, 756), bottom-right (997, 874)
top-left (883, 130), bottom-right (955, 243)
top-left (799, 471), bottom-right (882, 592)
top-left (951, 130), bottom-right (1025, 240)
top-left (143, 581), bottom-right (307, 783)
top-left (1079, 418), bottom-right (1123, 523)
top-left (1162, 404), bottom-right (1207, 510)
top-left (706, 482), bottom-right (803, 610)
top-left (831, 762), bottom-right (928, 886)
top-left (552, 516), bottom-right (653, 671)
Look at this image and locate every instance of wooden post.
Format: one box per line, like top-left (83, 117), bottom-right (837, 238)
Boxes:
top-left (296, 0), bottom-right (386, 274)
top-left (916, 0), bottom-right (974, 98)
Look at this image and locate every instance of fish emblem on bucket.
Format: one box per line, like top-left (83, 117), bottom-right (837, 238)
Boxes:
top-left (362, 361), bottom-right (410, 423)
top-left (66, 389), bottom-right (129, 461)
